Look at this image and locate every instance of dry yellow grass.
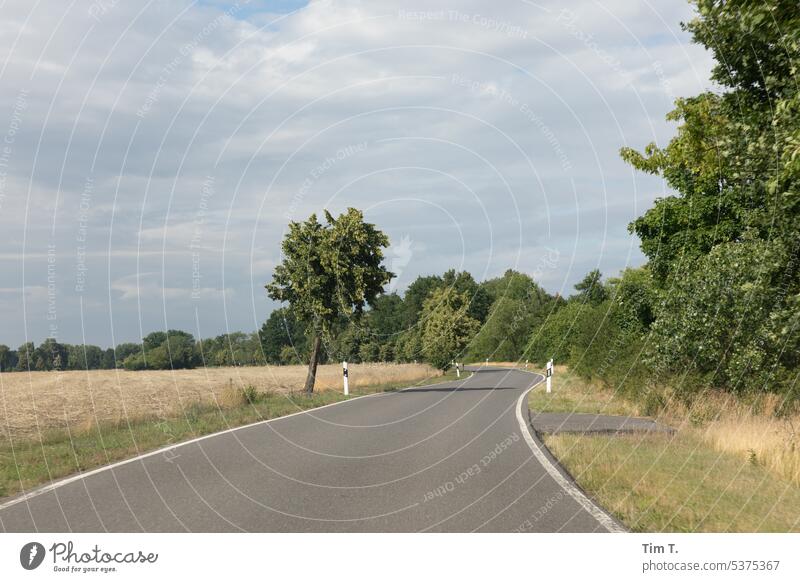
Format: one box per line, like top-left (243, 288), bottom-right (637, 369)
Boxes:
top-left (700, 416), bottom-right (800, 486)
top-left (659, 391), bottom-right (800, 487)
top-left (539, 373), bottom-right (800, 531)
top-left (545, 371), bottom-right (800, 487)
top-left (0, 363), bottom-right (440, 442)
top-left (528, 369), bottom-right (800, 487)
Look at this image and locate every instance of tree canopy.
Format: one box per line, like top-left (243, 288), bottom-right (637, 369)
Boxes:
top-left (266, 208), bottom-right (393, 391)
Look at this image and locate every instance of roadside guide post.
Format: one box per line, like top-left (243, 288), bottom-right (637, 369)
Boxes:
top-left (546, 358), bottom-right (553, 393)
top-left (343, 361), bottom-right (349, 396)
top-left (455, 362), bottom-right (461, 378)
top-left (525, 359), bottom-right (529, 369)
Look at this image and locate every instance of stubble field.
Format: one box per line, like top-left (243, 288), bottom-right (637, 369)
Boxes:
top-left (0, 363), bottom-right (440, 442)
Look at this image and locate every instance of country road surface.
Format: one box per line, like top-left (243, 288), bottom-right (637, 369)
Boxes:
top-left (0, 367), bottom-right (622, 532)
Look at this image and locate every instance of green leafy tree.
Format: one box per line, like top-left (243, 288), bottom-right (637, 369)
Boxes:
top-left (351, 293), bottom-right (405, 362)
top-left (442, 269), bottom-right (492, 323)
top-left (209, 331), bottom-right (259, 367)
top-left (358, 340), bottom-right (381, 363)
top-left (619, 0), bottom-right (800, 397)
top-left (378, 341), bottom-right (395, 362)
top-left (395, 328), bottom-right (423, 363)
top-left (266, 208), bottom-right (393, 392)
top-left (480, 269), bottom-right (550, 305)
top-left (607, 267), bottom-right (656, 334)
top-left (0, 345), bottom-right (16, 372)
top-left (122, 353), bottom-right (148, 371)
top-left (470, 298), bottom-right (532, 361)
top-left (259, 308), bottom-right (307, 365)
top-left (66, 344), bottom-right (104, 370)
top-left (621, 1), bottom-right (800, 281)
top-left (113, 343), bottom-right (141, 367)
top-left (647, 237), bottom-right (798, 394)
top-left (401, 275), bottom-right (444, 328)
top-left (527, 301), bottom-right (587, 365)
top-left (367, 293), bottom-right (404, 338)
top-left (419, 287), bottom-right (480, 370)
top-left (471, 270), bottom-right (552, 361)
top-left (573, 269), bottom-right (607, 305)
top-left (279, 345), bottom-right (302, 365)
top-left (326, 322), bottom-right (365, 363)
top-left (147, 333), bottom-right (199, 370)
top-left (101, 348), bottom-right (116, 369)
top-left (142, 331), bottom-right (168, 352)
top-left (33, 339), bottom-right (68, 371)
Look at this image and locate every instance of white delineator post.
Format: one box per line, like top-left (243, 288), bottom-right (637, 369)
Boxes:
top-left (343, 361), bottom-right (349, 396)
top-left (455, 362), bottom-right (461, 378)
top-left (546, 358), bottom-right (553, 393)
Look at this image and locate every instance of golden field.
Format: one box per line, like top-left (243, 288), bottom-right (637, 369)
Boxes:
top-left (0, 363), bottom-right (440, 442)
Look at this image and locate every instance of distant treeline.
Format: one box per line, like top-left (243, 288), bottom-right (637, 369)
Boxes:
top-left (2, 258), bottom-right (797, 410)
top-left (0, 268), bottom-right (556, 373)
top-left (0, 329), bottom-right (266, 372)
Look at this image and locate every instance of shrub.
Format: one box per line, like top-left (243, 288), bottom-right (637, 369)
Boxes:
top-left (647, 237), bottom-right (798, 395)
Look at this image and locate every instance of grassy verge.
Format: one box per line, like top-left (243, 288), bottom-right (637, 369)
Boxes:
top-left (472, 363), bottom-right (638, 416)
top-left (0, 371), bottom-right (456, 501)
top-left (545, 432), bottom-right (800, 532)
top-left (528, 368), bottom-right (800, 532)
top-left (527, 367), bottom-right (639, 416)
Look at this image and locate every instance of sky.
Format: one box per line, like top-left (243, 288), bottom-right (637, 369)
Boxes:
top-left (0, 0), bottom-right (715, 349)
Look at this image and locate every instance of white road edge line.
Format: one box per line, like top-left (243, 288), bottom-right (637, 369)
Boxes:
top-left (0, 373), bottom-right (472, 512)
top-left (515, 378), bottom-right (625, 533)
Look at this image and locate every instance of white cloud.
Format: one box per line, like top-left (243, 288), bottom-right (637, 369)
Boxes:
top-left (111, 271), bottom-right (231, 301)
top-left (0, 0), bottom-right (714, 346)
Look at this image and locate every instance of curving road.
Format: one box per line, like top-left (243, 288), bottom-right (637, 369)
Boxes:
top-left (0, 367), bottom-right (622, 532)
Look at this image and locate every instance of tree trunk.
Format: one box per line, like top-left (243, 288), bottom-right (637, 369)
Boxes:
top-left (303, 333), bottom-right (322, 393)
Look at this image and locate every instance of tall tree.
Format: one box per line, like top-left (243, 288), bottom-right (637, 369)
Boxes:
top-left (15, 342), bottom-right (34, 371)
top-left (267, 208), bottom-right (393, 392)
top-left (401, 275), bottom-right (444, 328)
top-left (419, 287), bottom-right (480, 370)
top-left (620, 0), bottom-right (800, 395)
top-left (259, 308), bottom-right (307, 364)
top-left (33, 338), bottom-right (67, 371)
top-left (442, 269), bottom-right (492, 323)
top-left (574, 269), bottom-right (607, 305)
top-left (367, 293), bottom-right (404, 338)
top-left (621, 0), bottom-right (800, 281)
top-left (471, 270), bottom-right (551, 361)
top-left (0, 345), bottom-right (16, 372)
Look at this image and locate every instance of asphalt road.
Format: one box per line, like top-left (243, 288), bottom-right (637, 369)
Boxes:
top-left (0, 367), bottom-right (621, 532)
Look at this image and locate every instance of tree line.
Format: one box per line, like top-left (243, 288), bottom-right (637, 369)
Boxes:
top-left (532, 1), bottom-right (800, 408)
top-left (0, 267), bottom-right (557, 373)
top-left (0, 330), bottom-right (267, 372)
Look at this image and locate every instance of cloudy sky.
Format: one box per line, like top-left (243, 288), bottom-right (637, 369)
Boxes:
top-left (0, 0), bottom-right (714, 348)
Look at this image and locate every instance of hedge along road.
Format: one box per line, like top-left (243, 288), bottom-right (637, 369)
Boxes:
top-left (0, 367), bottom-right (623, 532)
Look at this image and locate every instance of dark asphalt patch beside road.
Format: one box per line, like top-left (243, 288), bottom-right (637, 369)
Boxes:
top-left (530, 412), bottom-right (674, 435)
